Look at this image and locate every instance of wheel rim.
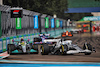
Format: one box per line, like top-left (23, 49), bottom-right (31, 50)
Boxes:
top-left (85, 44), bottom-right (88, 49)
top-left (40, 49), bottom-right (42, 53)
top-left (60, 49), bottom-right (62, 53)
top-left (62, 45), bottom-right (64, 52)
top-left (60, 45), bottom-right (64, 54)
top-left (41, 46), bottom-right (44, 54)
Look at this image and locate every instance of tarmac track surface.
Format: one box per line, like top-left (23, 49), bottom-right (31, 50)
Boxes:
top-left (4, 33), bottom-right (100, 62)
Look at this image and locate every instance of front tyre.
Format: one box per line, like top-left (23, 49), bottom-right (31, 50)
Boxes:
top-left (83, 43), bottom-right (92, 55)
top-left (40, 44), bottom-right (49, 55)
top-left (85, 52), bottom-right (91, 55)
top-left (60, 45), bottom-right (68, 55)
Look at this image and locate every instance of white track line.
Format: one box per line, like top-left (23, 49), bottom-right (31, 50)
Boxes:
top-left (0, 60), bottom-right (100, 64)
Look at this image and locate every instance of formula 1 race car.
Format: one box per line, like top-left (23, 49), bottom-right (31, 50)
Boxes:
top-left (7, 38), bottom-right (38, 54)
top-left (40, 38), bottom-right (93, 55)
top-left (61, 31), bottom-right (73, 37)
top-left (33, 34), bottom-right (54, 45)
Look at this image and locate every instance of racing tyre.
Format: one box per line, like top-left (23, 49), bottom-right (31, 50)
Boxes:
top-left (83, 43), bottom-right (92, 55)
top-left (41, 44), bottom-right (49, 55)
top-left (85, 52), bottom-right (91, 55)
top-left (33, 45), bottom-right (38, 54)
top-left (7, 44), bottom-right (16, 54)
top-left (60, 45), bottom-right (68, 55)
top-left (34, 38), bottom-right (42, 42)
top-left (83, 43), bottom-right (92, 51)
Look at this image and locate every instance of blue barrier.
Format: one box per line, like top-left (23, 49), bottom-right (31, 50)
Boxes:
top-left (6, 37), bottom-right (10, 50)
top-left (24, 34), bottom-right (27, 39)
top-left (0, 38), bottom-right (3, 53)
top-left (0, 63), bottom-right (100, 67)
top-left (28, 34), bottom-right (30, 40)
top-left (35, 33), bottom-right (39, 37)
top-left (19, 35), bottom-right (22, 40)
top-left (13, 36), bottom-right (17, 40)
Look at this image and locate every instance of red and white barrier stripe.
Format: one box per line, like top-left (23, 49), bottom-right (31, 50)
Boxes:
top-left (0, 51), bottom-right (9, 59)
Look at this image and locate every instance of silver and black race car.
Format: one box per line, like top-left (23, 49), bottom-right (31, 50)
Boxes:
top-left (40, 38), bottom-right (93, 55)
top-left (7, 39), bottom-right (38, 54)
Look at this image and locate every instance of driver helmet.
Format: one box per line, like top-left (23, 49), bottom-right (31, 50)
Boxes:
top-left (21, 37), bottom-right (24, 41)
top-left (43, 34), bottom-right (45, 36)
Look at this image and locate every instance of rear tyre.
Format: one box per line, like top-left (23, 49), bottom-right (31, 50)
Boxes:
top-left (85, 53), bottom-right (91, 55)
top-left (33, 45), bottom-right (38, 54)
top-left (7, 44), bottom-right (16, 54)
top-left (60, 45), bottom-right (68, 55)
top-left (83, 43), bottom-right (92, 51)
top-left (41, 44), bottom-right (49, 55)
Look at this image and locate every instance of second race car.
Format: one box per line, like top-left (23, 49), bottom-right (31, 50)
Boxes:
top-left (7, 37), bottom-right (38, 54)
top-left (33, 34), bottom-right (54, 45)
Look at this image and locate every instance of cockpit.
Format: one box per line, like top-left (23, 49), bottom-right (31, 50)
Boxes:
top-left (66, 40), bottom-right (72, 45)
